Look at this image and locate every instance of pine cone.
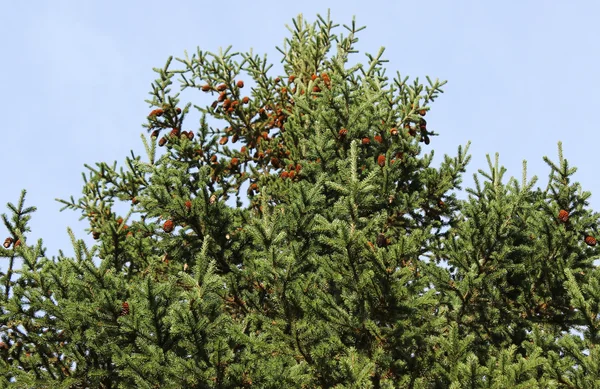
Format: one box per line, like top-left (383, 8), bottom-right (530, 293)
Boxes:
top-left (120, 302), bottom-right (130, 316)
top-left (163, 220), bottom-right (175, 233)
top-left (558, 209), bottom-right (569, 222)
top-left (3, 237), bottom-right (13, 248)
top-left (585, 236), bottom-right (597, 246)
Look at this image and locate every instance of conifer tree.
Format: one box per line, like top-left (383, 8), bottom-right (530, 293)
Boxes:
top-left (2, 12), bottom-right (600, 388)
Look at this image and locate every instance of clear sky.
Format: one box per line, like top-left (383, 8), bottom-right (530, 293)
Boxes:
top-left (2, 1), bottom-right (600, 260)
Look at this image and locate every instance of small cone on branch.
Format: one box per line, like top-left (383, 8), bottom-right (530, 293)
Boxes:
top-left (120, 302), bottom-right (130, 316)
top-left (3, 237), bottom-right (13, 248)
top-left (558, 209), bottom-right (569, 222)
top-left (163, 220), bottom-right (175, 233)
top-left (585, 235), bottom-right (597, 246)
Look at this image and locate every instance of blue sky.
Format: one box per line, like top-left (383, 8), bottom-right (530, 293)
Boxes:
top-left (2, 1), bottom-right (600, 260)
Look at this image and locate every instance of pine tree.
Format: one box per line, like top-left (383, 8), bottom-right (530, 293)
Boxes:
top-left (2, 12), bottom-right (600, 388)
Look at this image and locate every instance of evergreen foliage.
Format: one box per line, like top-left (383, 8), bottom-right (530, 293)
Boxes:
top-left (2, 13), bottom-right (600, 388)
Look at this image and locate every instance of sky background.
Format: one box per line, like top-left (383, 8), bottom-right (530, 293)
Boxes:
top-left (1, 1), bottom-right (600, 262)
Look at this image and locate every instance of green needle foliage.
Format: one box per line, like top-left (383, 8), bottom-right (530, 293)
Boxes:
top-left (2, 12), bottom-right (600, 388)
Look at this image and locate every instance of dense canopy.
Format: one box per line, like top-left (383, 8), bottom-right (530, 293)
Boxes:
top-left (2, 13), bottom-right (600, 389)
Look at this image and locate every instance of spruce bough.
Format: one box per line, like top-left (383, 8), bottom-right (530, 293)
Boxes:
top-left (1, 13), bottom-right (600, 388)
